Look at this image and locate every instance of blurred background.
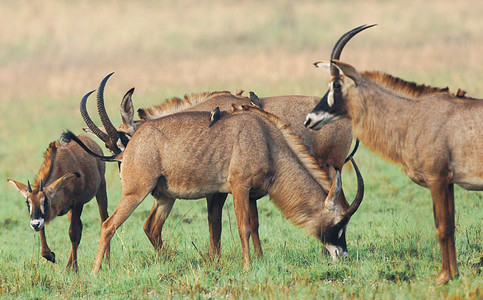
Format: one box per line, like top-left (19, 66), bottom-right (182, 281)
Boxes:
top-left (1, 0), bottom-right (482, 197)
top-left (2, 1), bottom-right (482, 98)
top-left (0, 2), bottom-right (482, 297)
top-left (2, 0), bottom-right (482, 189)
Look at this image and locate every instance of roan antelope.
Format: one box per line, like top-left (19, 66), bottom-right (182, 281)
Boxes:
top-left (80, 73), bottom-right (357, 258)
top-left (64, 104), bottom-right (364, 273)
top-left (7, 135), bottom-right (110, 270)
top-left (304, 24), bottom-right (483, 283)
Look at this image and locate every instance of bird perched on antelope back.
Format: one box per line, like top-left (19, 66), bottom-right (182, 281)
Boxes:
top-left (209, 107), bottom-right (221, 127)
top-left (249, 91), bottom-right (263, 109)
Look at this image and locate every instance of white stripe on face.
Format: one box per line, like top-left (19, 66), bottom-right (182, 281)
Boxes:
top-left (40, 197), bottom-right (46, 215)
top-left (28, 199), bottom-right (33, 215)
top-left (117, 139), bottom-right (126, 151)
top-left (305, 111), bottom-right (340, 130)
top-left (324, 244), bottom-right (343, 260)
top-left (328, 82), bottom-right (335, 107)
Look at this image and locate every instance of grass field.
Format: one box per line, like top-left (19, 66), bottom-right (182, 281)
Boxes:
top-left (0, 0), bottom-right (482, 298)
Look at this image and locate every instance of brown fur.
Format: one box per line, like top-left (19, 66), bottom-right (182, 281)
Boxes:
top-left (91, 107), bottom-right (363, 273)
top-left (33, 141), bottom-right (58, 190)
top-left (307, 58), bottom-right (483, 284)
top-left (8, 135), bottom-right (110, 271)
top-left (362, 71), bottom-right (450, 98)
top-left (232, 105), bottom-right (332, 191)
top-left (137, 91), bottom-right (244, 119)
top-left (96, 86), bottom-right (353, 257)
top-left (132, 91), bottom-right (351, 191)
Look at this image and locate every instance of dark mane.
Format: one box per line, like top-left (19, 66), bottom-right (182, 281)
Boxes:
top-left (33, 141), bottom-right (58, 190)
top-left (138, 91), bottom-right (246, 120)
top-left (362, 71), bottom-right (450, 99)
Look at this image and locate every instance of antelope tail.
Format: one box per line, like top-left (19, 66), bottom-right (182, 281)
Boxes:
top-left (61, 131), bottom-right (123, 162)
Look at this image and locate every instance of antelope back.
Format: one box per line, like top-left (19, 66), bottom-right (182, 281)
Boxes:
top-left (127, 92), bottom-right (352, 169)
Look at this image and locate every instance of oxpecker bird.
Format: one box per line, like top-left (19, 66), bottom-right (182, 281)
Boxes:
top-left (249, 91), bottom-right (263, 109)
top-left (209, 107), bottom-right (221, 127)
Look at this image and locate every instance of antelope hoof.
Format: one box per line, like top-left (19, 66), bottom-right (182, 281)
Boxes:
top-left (66, 263), bottom-right (79, 272)
top-left (43, 251), bottom-right (56, 263)
top-left (436, 271), bottom-right (451, 285)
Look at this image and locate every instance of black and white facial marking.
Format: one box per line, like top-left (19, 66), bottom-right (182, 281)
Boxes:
top-left (27, 193), bottom-right (49, 232)
top-left (321, 217), bottom-right (350, 260)
top-left (116, 131), bottom-right (132, 151)
top-left (317, 168), bottom-right (350, 259)
top-left (104, 131), bottom-right (132, 155)
top-left (304, 77), bottom-right (345, 130)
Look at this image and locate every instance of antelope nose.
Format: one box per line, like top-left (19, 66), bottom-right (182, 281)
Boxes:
top-left (30, 220), bottom-right (42, 231)
top-left (304, 117), bottom-right (312, 128)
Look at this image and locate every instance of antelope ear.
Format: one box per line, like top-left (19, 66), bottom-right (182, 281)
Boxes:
top-left (313, 61), bottom-right (331, 74)
top-left (120, 88), bottom-right (136, 130)
top-left (331, 60), bottom-right (362, 82)
top-left (43, 173), bottom-right (79, 199)
top-left (7, 179), bottom-right (29, 198)
top-left (324, 168), bottom-right (343, 213)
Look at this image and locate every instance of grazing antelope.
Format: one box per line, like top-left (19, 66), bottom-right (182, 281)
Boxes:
top-left (81, 74), bottom-right (356, 258)
top-left (304, 24), bottom-right (483, 283)
top-left (64, 104), bottom-right (364, 273)
top-left (7, 135), bottom-right (110, 270)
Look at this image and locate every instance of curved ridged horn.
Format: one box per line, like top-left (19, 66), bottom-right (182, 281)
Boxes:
top-left (344, 157), bottom-right (364, 217)
top-left (27, 180), bottom-right (32, 193)
top-left (96, 72), bottom-right (120, 149)
top-left (80, 90), bottom-right (111, 143)
top-left (344, 139), bottom-right (360, 163)
top-left (330, 24), bottom-right (377, 76)
top-left (39, 180), bottom-right (43, 192)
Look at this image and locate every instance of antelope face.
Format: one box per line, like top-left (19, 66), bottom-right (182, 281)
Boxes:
top-left (7, 180), bottom-right (49, 231)
top-left (316, 168), bottom-right (351, 260)
top-left (8, 173), bottom-right (79, 231)
top-left (318, 159), bottom-right (364, 260)
top-left (25, 192), bottom-right (49, 231)
top-left (114, 130), bottom-right (133, 152)
top-left (320, 217), bottom-right (349, 260)
top-left (304, 75), bottom-right (349, 130)
top-left (304, 24), bottom-right (375, 131)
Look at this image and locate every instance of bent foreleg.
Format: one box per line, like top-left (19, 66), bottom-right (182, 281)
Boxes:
top-left (39, 227), bottom-right (55, 263)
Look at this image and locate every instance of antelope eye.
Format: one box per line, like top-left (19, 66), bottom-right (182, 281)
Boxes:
top-left (25, 198), bottom-right (30, 209)
top-left (333, 82), bottom-right (341, 89)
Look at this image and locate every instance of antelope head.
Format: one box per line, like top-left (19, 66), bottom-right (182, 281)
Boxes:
top-left (8, 173), bottom-right (79, 231)
top-left (319, 159), bottom-right (364, 259)
top-left (81, 73), bottom-right (140, 154)
top-left (304, 24), bottom-right (376, 130)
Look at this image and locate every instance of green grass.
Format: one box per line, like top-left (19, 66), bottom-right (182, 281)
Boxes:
top-left (1, 145), bottom-right (481, 298)
top-left (1, 0), bottom-right (482, 298)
